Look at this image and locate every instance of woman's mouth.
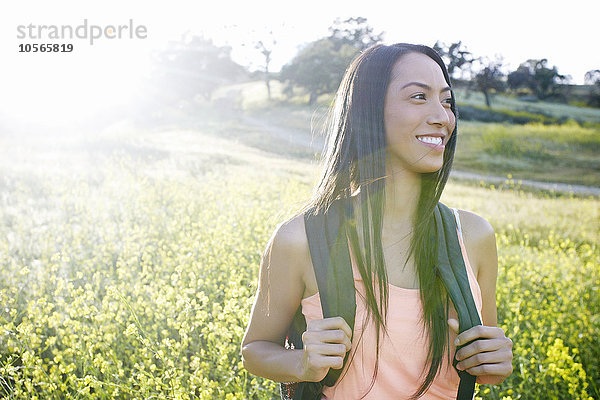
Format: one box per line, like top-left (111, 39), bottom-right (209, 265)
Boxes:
top-left (417, 135), bottom-right (443, 147)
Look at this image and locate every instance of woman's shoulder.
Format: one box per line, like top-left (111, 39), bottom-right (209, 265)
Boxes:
top-left (454, 209), bottom-right (495, 244)
top-left (270, 213), bottom-right (319, 299)
top-left (267, 214), bottom-right (312, 282)
top-left (454, 209), bottom-right (497, 278)
top-left (271, 214), bottom-right (309, 256)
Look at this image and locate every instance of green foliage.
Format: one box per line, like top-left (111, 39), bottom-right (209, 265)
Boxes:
top-left (457, 104), bottom-right (570, 125)
top-left (327, 17), bottom-right (383, 51)
top-left (0, 131), bottom-right (313, 399)
top-left (0, 119), bottom-right (598, 399)
top-left (473, 58), bottom-right (505, 108)
top-left (507, 59), bottom-right (567, 101)
top-left (454, 89), bottom-right (600, 123)
top-left (279, 39), bottom-right (356, 105)
top-left (455, 122), bottom-right (600, 186)
top-left (432, 40), bottom-right (474, 80)
top-left (584, 70), bottom-right (600, 108)
top-left (442, 184), bottom-right (599, 400)
top-left (150, 35), bottom-right (247, 103)
top-left (279, 17), bottom-right (383, 105)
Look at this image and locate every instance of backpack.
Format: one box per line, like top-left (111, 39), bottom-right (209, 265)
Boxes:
top-left (280, 199), bottom-right (482, 400)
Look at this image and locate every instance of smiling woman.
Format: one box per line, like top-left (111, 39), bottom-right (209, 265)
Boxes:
top-left (383, 53), bottom-right (456, 175)
top-left (241, 43), bottom-right (513, 400)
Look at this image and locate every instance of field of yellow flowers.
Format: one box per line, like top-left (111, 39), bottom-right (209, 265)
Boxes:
top-left (0, 126), bottom-right (598, 399)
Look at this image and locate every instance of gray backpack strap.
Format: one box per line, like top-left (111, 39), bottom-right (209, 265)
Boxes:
top-left (280, 199), bottom-right (356, 400)
top-left (434, 203), bottom-right (482, 400)
top-left (283, 201), bottom-right (479, 400)
top-left (304, 198), bottom-right (356, 388)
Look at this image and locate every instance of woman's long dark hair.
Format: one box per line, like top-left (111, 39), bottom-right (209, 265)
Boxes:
top-left (305, 43), bottom-right (458, 399)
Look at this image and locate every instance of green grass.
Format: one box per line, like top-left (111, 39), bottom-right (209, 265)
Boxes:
top-left (1, 110), bottom-right (599, 399)
top-left (454, 122), bottom-right (600, 186)
top-left (454, 88), bottom-right (600, 124)
top-left (224, 81), bottom-right (600, 124)
top-left (0, 127), bottom-right (314, 400)
top-left (209, 81), bottom-right (600, 188)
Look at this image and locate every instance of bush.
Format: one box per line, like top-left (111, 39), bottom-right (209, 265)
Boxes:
top-left (1, 134), bottom-right (598, 399)
top-left (457, 104), bottom-right (567, 125)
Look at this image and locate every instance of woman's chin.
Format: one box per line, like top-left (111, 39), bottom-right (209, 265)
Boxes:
top-left (417, 162), bottom-right (444, 175)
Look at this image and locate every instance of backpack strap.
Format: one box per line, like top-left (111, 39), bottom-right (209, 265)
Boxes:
top-left (304, 198), bottom-right (356, 387)
top-left (280, 198), bottom-right (356, 400)
top-left (434, 203), bottom-right (482, 400)
top-left (282, 201), bottom-right (481, 400)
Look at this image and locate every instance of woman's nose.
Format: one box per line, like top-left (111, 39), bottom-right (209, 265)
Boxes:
top-left (427, 102), bottom-right (451, 127)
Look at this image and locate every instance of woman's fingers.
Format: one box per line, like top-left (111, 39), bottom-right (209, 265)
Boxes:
top-left (448, 321), bottom-right (513, 383)
top-left (454, 324), bottom-right (508, 346)
top-left (456, 337), bottom-right (512, 361)
top-left (299, 317), bottom-right (353, 381)
top-left (303, 329), bottom-right (351, 351)
top-left (304, 316), bottom-right (352, 350)
top-left (456, 345), bottom-right (513, 370)
top-left (304, 343), bottom-right (348, 358)
top-left (465, 361), bottom-right (513, 377)
top-left (307, 316), bottom-right (352, 339)
top-left (304, 353), bottom-right (345, 370)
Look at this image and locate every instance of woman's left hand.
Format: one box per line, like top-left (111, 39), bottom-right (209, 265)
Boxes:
top-left (447, 319), bottom-right (513, 385)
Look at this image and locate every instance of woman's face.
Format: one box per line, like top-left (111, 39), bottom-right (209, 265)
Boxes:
top-left (383, 52), bottom-right (456, 174)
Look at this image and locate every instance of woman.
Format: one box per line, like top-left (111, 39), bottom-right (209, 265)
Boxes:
top-left (241, 43), bottom-right (513, 399)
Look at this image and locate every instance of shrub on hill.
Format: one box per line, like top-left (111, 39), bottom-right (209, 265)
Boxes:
top-left (457, 104), bottom-right (569, 125)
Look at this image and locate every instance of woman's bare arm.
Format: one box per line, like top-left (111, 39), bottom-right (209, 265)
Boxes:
top-left (449, 210), bottom-right (513, 385)
top-left (241, 215), bottom-right (351, 382)
top-left (459, 209), bottom-right (499, 327)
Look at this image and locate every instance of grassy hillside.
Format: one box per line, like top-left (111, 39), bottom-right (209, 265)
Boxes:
top-left (207, 81), bottom-right (600, 188)
top-left (453, 88), bottom-right (600, 124)
top-left (455, 121), bottom-right (600, 186)
top-left (1, 104), bottom-right (599, 399)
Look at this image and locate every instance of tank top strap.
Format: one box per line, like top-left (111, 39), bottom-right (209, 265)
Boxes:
top-left (451, 207), bottom-right (483, 320)
top-left (451, 207), bottom-right (463, 238)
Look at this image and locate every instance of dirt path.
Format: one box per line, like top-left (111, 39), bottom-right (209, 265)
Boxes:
top-left (242, 115), bottom-right (325, 152)
top-left (450, 170), bottom-right (600, 196)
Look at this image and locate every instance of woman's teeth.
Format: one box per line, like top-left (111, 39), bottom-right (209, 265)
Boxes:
top-left (418, 136), bottom-right (442, 145)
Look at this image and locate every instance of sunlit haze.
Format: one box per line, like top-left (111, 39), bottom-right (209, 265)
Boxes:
top-left (1, 0), bottom-right (598, 132)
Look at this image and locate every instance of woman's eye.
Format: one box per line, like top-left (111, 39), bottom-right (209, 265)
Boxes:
top-left (411, 93), bottom-right (426, 100)
top-left (442, 98), bottom-right (453, 106)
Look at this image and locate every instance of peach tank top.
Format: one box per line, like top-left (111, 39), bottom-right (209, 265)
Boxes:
top-left (301, 209), bottom-right (483, 399)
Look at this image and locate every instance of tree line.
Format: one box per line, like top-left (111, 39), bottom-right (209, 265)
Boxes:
top-left (148, 18), bottom-right (600, 110)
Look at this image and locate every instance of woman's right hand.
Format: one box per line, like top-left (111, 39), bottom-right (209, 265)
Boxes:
top-left (299, 316), bottom-right (353, 382)
top-left (242, 216), bottom-right (352, 383)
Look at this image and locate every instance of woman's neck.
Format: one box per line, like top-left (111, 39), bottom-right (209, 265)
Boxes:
top-left (382, 158), bottom-right (421, 232)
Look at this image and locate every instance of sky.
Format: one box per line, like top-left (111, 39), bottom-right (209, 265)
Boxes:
top-left (0, 0), bottom-right (598, 131)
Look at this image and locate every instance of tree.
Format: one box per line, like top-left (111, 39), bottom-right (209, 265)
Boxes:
top-left (280, 18), bottom-right (383, 105)
top-left (151, 34), bottom-right (246, 103)
top-left (328, 17), bottom-right (384, 51)
top-left (507, 59), bottom-right (566, 100)
top-left (433, 41), bottom-right (474, 80)
top-left (584, 69), bottom-right (600, 107)
top-left (474, 58), bottom-right (505, 108)
top-left (280, 39), bottom-right (355, 104)
top-left (507, 64), bottom-right (534, 93)
top-left (254, 35), bottom-right (276, 100)
top-left (585, 69), bottom-right (600, 85)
